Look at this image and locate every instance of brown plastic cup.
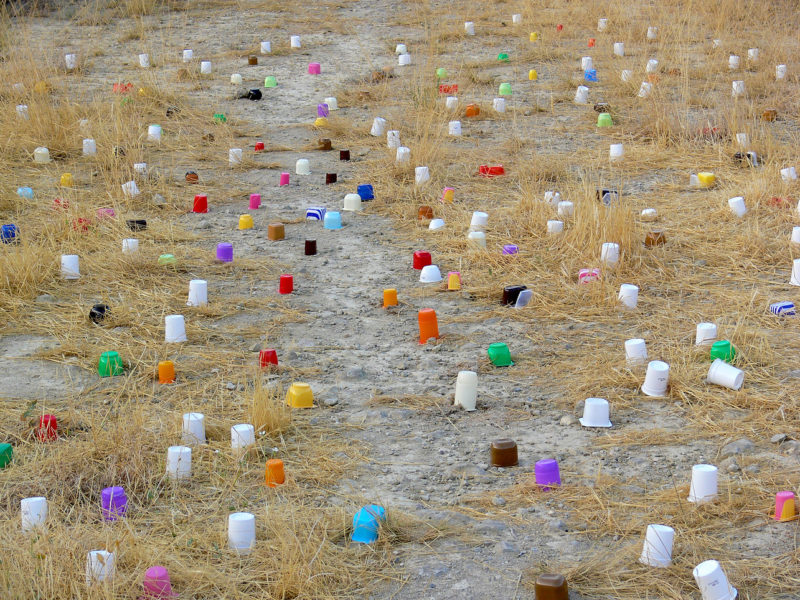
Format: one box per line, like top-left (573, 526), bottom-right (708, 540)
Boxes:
top-left (490, 439), bottom-right (518, 467)
top-left (318, 138), bottom-right (332, 151)
top-left (418, 205), bottom-right (434, 220)
top-left (185, 171), bottom-right (198, 183)
top-left (762, 109), bottom-right (777, 121)
top-left (304, 239), bottom-right (317, 255)
top-left (268, 223), bottom-right (285, 241)
top-left (325, 173), bottom-right (337, 184)
top-left (248, 55), bottom-right (258, 65)
top-left (644, 230), bottom-right (666, 246)
top-left (339, 149), bottom-right (350, 161)
top-left (535, 574), bottom-right (568, 600)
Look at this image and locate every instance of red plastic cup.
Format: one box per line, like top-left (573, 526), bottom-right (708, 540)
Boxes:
top-left (279, 274), bottom-right (293, 294)
top-left (557, 24), bottom-right (563, 31)
top-left (193, 194), bottom-right (208, 213)
top-left (438, 84), bottom-right (458, 94)
top-left (279, 172), bottom-right (290, 186)
top-left (259, 349), bottom-right (278, 368)
top-left (249, 194), bottom-right (261, 209)
top-left (254, 141), bottom-right (265, 152)
top-left (72, 218), bottom-right (92, 232)
top-left (413, 251), bottom-right (432, 270)
top-left (588, 38), bottom-right (596, 47)
top-left (38, 414), bottom-right (57, 442)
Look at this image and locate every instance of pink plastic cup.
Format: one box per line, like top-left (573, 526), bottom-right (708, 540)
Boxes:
top-left (775, 491), bottom-right (796, 521)
top-left (279, 172), bottom-right (290, 186)
top-left (249, 194), bottom-right (261, 209)
top-left (141, 565), bottom-right (177, 598)
top-left (308, 62), bottom-right (321, 75)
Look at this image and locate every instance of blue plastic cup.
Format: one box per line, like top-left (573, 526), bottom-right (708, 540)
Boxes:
top-left (357, 184), bottom-right (374, 200)
top-left (17, 187), bottom-right (34, 199)
top-left (584, 69), bottom-right (598, 82)
top-left (1, 224), bottom-right (18, 243)
top-left (770, 301), bottom-right (795, 316)
top-left (351, 504), bottom-right (385, 543)
top-left (324, 211), bottom-right (342, 230)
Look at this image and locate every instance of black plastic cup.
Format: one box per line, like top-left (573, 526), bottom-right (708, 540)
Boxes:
top-left (339, 149), bottom-right (350, 161)
top-left (304, 240), bottom-right (317, 256)
top-left (127, 219), bottom-right (147, 231)
top-left (502, 285), bottom-right (527, 306)
top-left (89, 303), bottom-right (110, 324)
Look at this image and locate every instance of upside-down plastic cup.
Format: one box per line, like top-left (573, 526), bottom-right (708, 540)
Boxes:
top-left (386, 129), bottom-right (401, 148)
top-left (83, 138), bottom-right (96, 155)
top-left (775, 491), bottom-right (796, 521)
top-left (464, 21), bottom-right (474, 35)
top-left (265, 459), bottom-right (285, 487)
top-left (515, 289), bottom-right (532, 308)
top-left (396, 146), bottom-right (410, 162)
top-left (728, 196), bottom-right (746, 217)
top-left (618, 284), bottom-right (639, 308)
top-left (264, 76), bottom-right (277, 87)
top-left (445, 96), bottom-right (458, 109)
top-left (231, 424), bottom-right (255, 451)
top-left (308, 62), bottom-right (321, 74)
top-left (249, 194), bottom-right (261, 209)
top-left (86, 550), bottom-right (115, 585)
top-left (695, 322), bottom-right (717, 346)
top-left (601, 242), bottom-right (620, 266)
top-left (688, 464), bottom-right (718, 504)
top-left (286, 382), bottom-right (314, 408)
top-left (791, 258), bottom-right (800, 286)
top-left (641, 360), bottom-right (669, 396)
top-left (547, 220), bottom-right (564, 234)
top-left (420, 265), bottom-right (442, 283)
top-left (729, 55), bottom-right (740, 70)
top-left (61, 254), bottom-right (80, 280)
top-left (448, 121), bottom-right (461, 136)
top-left (398, 53), bottom-right (411, 65)
top-left (166, 446), bottom-right (191, 480)
top-left (343, 193), bottom-right (362, 211)
top-left (581, 56), bottom-right (593, 70)
top-left (383, 289), bottom-right (398, 308)
top-left (493, 97), bottom-right (506, 112)
top-left (487, 343), bottom-right (513, 366)
top-left (182, 48), bottom-right (193, 61)
top-left (228, 148), bottom-right (243, 164)
top-left (470, 211), bottom-right (489, 231)
top-left (147, 124), bottom-right (162, 142)
top-left (535, 573), bottom-right (568, 600)
top-left (37, 414), bottom-right (57, 442)
top-left (709, 340), bottom-right (736, 363)
top-left (781, 166), bottom-right (797, 181)
top-left (164, 315), bottom-right (187, 343)
top-left (216, 242), bottom-right (233, 263)
top-left (98, 351), bottom-right (124, 377)
top-left (639, 524), bottom-right (674, 568)
top-left (101, 486), bottom-right (128, 521)
top-left (200, 60), bottom-right (212, 74)
top-left (770, 301), bottom-right (795, 316)
top-left (228, 512), bottom-right (256, 555)
top-left (21, 497), bottom-right (48, 532)
top-left (259, 349), bottom-right (278, 368)
top-left (580, 397), bottom-right (612, 427)
top-left (614, 42), bottom-right (625, 56)
top-left (182, 412), bottom-right (205, 445)
top-left (502, 244), bottom-right (518, 255)
top-left (418, 309), bottom-right (439, 344)
top-left (279, 274), bottom-right (293, 294)
top-left (192, 194), bottom-right (208, 213)
top-left (304, 240), bottom-right (317, 256)
top-left (454, 371), bottom-right (477, 411)
top-left (534, 458), bottom-right (561, 490)
top-left (324, 212), bottom-right (342, 230)
top-left (142, 565), bottom-right (177, 599)
top-left (138, 53), bottom-right (150, 68)
top-left (415, 166), bottom-right (430, 184)
top-left (370, 117), bottom-right (387, 136)
top-left (609, 144), bottom-right (624, 161)
top-left (429, 218), bottom-right (445, 230)
top-left (732, 80), bottom-right (745, 97)
top-left (158, 361), bottom-right (175, 384)
top-left (395, 43), bottom-right (406, 54)
top-left (296, 159), bottom-right (310, 175)
top-left (238, 214), bottom-right (254, 230)
top-left (447, 271), bottom-right (461, 290)
top-left (468, 231), bottom-right (486, 247)
top-left (34, 146), bottom-right (50, 163)
top-left (290, 34), bottom-right (301, 48)
top-left (625, 339), bottom-right (648, 366)
top-left (413, 251), bottom-right (432, 270)
top-left (707, 359), bottom-right (744, 390)
top-left (352, 505), bottom-right (385, 543)
top-left (502, 285), bottom-right (528, 306)
top-left (693, 560), bottom-right (737, 600)
top-left (574, 85), bottom-right (589, 104)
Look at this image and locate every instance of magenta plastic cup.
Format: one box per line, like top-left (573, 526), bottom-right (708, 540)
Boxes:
top-left (279, 172), bottom-right (290, 186)
top-left (535, 458), bottom-right (561, 490)
top-left (142, 565), bottom-right (177, 598)
top-left (216, 242), bottom-right (233, 262)
top-left (101, 486), bottom-right (127, 521)
top-left (249, 194), bottom-right (261, 209)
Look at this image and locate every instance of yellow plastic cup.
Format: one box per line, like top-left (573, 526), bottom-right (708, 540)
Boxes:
top-left (447, 271), bottom-right (461, 290)
top-left (529, 32), bottom-right (539, 41)
top-left (238, 214), bottom-right (254, 230)
top-left (528, 69), bottom-right (538, 81)
top-left (314, 117), bottom-right (328, 127)
top-left (698, 172), bottom-right (716, 188)
top-left (60, 173), bottom-right (75, 187)
top-left (383, 288), bottom-right (398, 308)
top-left (286, 382), bottom-right (314, 408)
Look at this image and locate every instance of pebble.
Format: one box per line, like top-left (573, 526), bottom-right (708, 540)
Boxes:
top-left (324, 397), bottom-right (339, 407)
top-left (771, 433), bottom-right (788, 444)
top-left (497, 541), bottom-right (517, 554)
top-left (225, 382), bottom-right (236, 391)
top-left (249, 342), bottom-right (261, 352)
top-left (492, 496), bottom-right (507, 507)
top-left (35, 294), bottom-right (56, 303)
top-left (560, 414), bottom-right (578, 426)
top-left (721, 438), bottom-right (755, 457)
top-left (346, 366), bottom-right (366, 379)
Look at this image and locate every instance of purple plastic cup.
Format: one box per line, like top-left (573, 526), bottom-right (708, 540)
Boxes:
top-left (216, 242), bottom-right (233, 262)
top-left (502, 244), bottom-right (519, 255)
top-left (142, 565), bottom-right (177, 598)
top-left (101, 486), bottom-right (127, 521)
top-left (317, 103), bottom-right (329, 117)
top-left (534, 458), bottom-right (561, 490)
top-left (97, 208), bottom-right (116, 220)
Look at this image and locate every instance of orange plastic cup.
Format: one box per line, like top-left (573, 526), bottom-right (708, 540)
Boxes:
top-left (158, 360), bottom-right (175, 384)
top-left (418, 308), bottom-right (439, 344)
top-left (465, 104), bottom-right (480, 118)
top-left (265, 458), bottom-right (285, 487)
top-left (383, 288), bottom-right (398, 308)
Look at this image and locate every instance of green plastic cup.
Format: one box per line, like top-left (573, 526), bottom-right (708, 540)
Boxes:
top-left (264, 76), bottom-right (277, 88)
top-left (0, 443), bottom-right (12, 469)
top-left (710, 340), bottom-right (736, 363)
top-left (497, 52), bottom-right (510, 62)
top-left (487, 342), bottom-right (514, 366)
top-left (98, 351), bottom-right (124, 377)
top-left (158, 254), bottom-right (176, 266)
top-left (213, 113), bottom-right (227, 123)
top-left (498, 82), bottom-right (512, 96)
top-left (597, 112), bottom-right (613, 127)
top-left (435, 67), bottom-right (447, 79)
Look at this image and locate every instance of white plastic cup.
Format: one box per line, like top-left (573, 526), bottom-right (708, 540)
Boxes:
top-left (182, 49), bottom-right (193, 62)
top-left (493, 97), bottom-right (506, 112)
top-left (138, 53), bottom-right (150, 68)
top-left (515, 289), bottom-right (533, 308)
top-left (445, 96), bottom-right (458, 110)
top-left (731, 80), bottom-right (745, 97)
top-left (792, 227), bottom-right (800, 244)
top-left (512, 13), bottom-right (522, 24)
top-left (82, 138), bottom-right (96, 156)
top-left (557, 201), bottom-right (574, 217)
top-left (420, 264), bottom-right (442, 283)
top-left (134, 162), bottom-right (147, 174)
top-left (121, 180), bottom-right (140, 197)
top-left (370, 117), bottom-right (387, 136)
top-left (86, 550), bottom-right (115, 585)
top-left (467, 231), bottom-right (486, 248)
top-left (712, 39), bottom-right (721, 48)
top-left (547, 220), bottom-right (564, 234)
top-left (574, 85), bottom-right (589, 104)
top-left (187, 279), bottom-right (208, 307)
top-left (122, 239), bottom-right (139, 254)
top-left (231, 423), bottom-right (255, 450)
top-left (601, 242), bottom-right (620, 266)
top-left (625, 338), bottom-right (648, 366)
top-left (166, 445), bottom-right (191, 480)
top-left (230, 73), bottom-right (243, 85)
top-left (470, 211), bottom-right (489, 231)
top-left (776, 64), bottom-right (787, 80)
top-left (182, 413), bottom-right (206, 445)
top-left (646, 58), bottom-right (659, 72)
top-left (693, 560), bottom-right (737, 600)
top-left (688, 464), bottom-right (718, 503)
top-left (781, 166), bottom-right (797, 181)
top-left (747, 48), bottom-right (759, 61)
top-left (260, 41), bottom-right (271, 54)
top-left (641, 360), bottom-right (669, 397)
top-left (65, 53), bottom-right (77, 70)
top-left (398, 53), bottom-right (411, 66)
top-left (61, 255), bottom-right (80, 280)
top-left (395, 43), bottom-right (407, 54)
top-left (464, 21), bottom-right (475, 35)
top-left (290, 35), bottom-right (301, 48)
top-left (613, 42), bottom-right (625, 56)
top-left (544, 191), bottom-right (560, 205)
top-left (735, 133), bottom-right (749, 147)
top-left (728, 196), bottom-right (746, 217)
top-left (454, 371), bottom-right (477, 411)
top-left (229, 148), bottom-right (243, 165)
top-left (165, 314), bottom-right (187, 343)
top-left (343, 193), bottom-right (362, 211)
top-left (295, 158), bottom-right (311, 175)
top-left (429, 218), bottom-right (445, 230)
top-left (618, 284), bottom-right (639, 308)
top-left (34, 147), bottom-right (51, 163)
top-left (396, 146), bottom-right (410, 163)
top-left (16, 104), bottom-right (28, 119)
top-left (609, 143), bottom-right (624, 161)
top-left (200, 60), bottom-right (212, 74)
top-left (597, 18), bottom-right (608, 32)
top-left (228, 512), bottom-right (256, 555)
top-left (21, 497), bottom-right (48, 532)
top-left (638, 81), bottom-right (653, 97)
top-left (581, 56), bottom-right (593, 71)
top-left (324, 96), bottom-right (338, 110)
top-left (707, 359), bottom-right (744, 390)
top-left (728, 55), bottom-right (740, 70)
top-left (579, 397), bottom-right (612, 427)
top-left (696, 323), bottom-right (718, 346)
top-left (647, 26), bottom-right (658, 39)
top-left (621, 69), bottom-right (633, 82)
top-left (415, 166), bottom-right (430, 185)
top-left (387, 130), bottom-right (400, 148)
top-left (639, 524), bottom-right (674, 568)
top-left (448, 120), bottom-right (462, 136)
top-left (641, 208), bottom-right (657, 221)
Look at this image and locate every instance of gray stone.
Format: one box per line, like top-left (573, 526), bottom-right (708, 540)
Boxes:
top-left (560, 414), bottom-right (578, 426)
top-left (497, 541), bottom-right (517, 554)
top-left (35, 294), bottom-right (56, 303)
top-left (720, 457), bottom-right (740, 473)
top-left (549, 519), bottom-right (568, 531)
top-left (492, 496), bottom-right (507, 507)
top-left (475, 519), bottom-right (507, 534)
top-left (324, 397), bottom-right (339, 407)
top-left (225, 382), bottom-right (236, 391)
top-left (780, 440), bottom-right (800, 455)
top-left (721, 438), bottom-right (755, 457)
top-left (346, 366), bottom-right (365, 379)
top-left (249, 342), bottom-right (261, 352)
top-left (771, 433), bottom-right (788, 444)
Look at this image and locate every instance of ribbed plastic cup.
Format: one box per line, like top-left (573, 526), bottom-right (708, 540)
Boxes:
top-left (228, 512), bottom-right (256, 555)
top-left (454, 371), bottom-right (477, 411)
top-left (21, 496), bottom-right (48, 532)
top-left (182, 413), bottom-right (206, 445)
top-left (101, 486), bottom-right (127, 521)
top-left (534, 458), bottom-right (561, 490)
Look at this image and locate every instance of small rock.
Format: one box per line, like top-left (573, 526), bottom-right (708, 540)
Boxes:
top-left (249, 342), bottom-right (261, 352)
top-left (324, 397), bottom-right (339, 407)
top-left (560, 414), bottom-right (578, 426)
top-left (720, 457), bottom-right (740, 473)
top-left (549, 519), bottom-right (568, 532)
top-left (497, 541), bottom-right (517, 554)
top-left (771, 433), bottom-right (788, 444)
top-left (346, 366), bottom-right (365, 379)
top-left (35, 294), bottom-right (56, 303)
top-left (721, 438), bottom-right (755, 457)
top-left (780, 440), bottom-right (800, 455)
top-left (225, 382), bottom-right (236, 391)
top-left (492, 496), bottom-right (507, 507)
